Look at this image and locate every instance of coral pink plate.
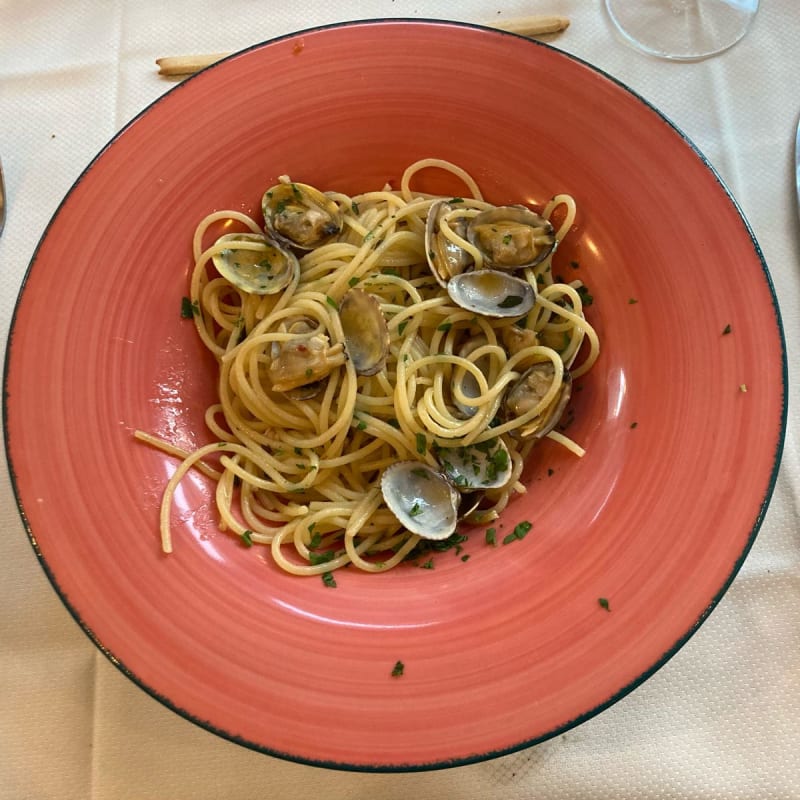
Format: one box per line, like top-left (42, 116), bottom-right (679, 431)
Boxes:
top-left (4, 20), bottom-right (786, 770)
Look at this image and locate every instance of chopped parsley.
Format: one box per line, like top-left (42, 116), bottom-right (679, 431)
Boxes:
top-left (240, 529), bottom-right (254, 547)
top-left (410, 467), bottom-right (429, 479)
top-left (503, 520), bottom-right (532, 545)
top-left (628, 298), bottom-right (638, 305)
top-left (356, 419), bottom-right (367, 431)
top-left (416, 432), bottom-right (427, 454)
top-left (409, 502), bottom-right (423, 517)
top-left (351, 200), bottom-right (360, 215)
top-left (722, 323), bottom-right (732, 335)
top-left (321, 571), bottom-right (337, 588)
top-left (630, 421), bottom-right (638, 429)
top-left (598, 597), bottom-right (611, 611)
top-left (397, 320), bottom-right (409, 336)
top-left (325, 295), bottom-right (338, 310)
top-left (498, 295), bottom-right (523, 309)
top-left (391, 660), bottom-right (405, 677)
top-left (420, 559), bottom-right (434, 569)
top-left (348, 276), bottom-right (360, 287)
top-left (576, 285), bottom-right (594, 306)
top-left (448, 197), bottom-right (464, 204)
top-left (437, 322), bottom-right (453, 332)
top-left (180, 296), bottom-right (198, 318)
top-left (485, 527), bottom-right (497, 546)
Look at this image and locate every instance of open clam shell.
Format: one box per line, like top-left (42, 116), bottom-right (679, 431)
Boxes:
top-left (425, 199), bottom-right (474, 288)
top-left (466, 204), bottom-right (556, 270)
top-left (211, 232), bottom-right (299, 295)
top-left (380, 461), bottom-right (460, 541)
top-left (505, 361), bottom-right (572, 439)
top-left (262, 181), bottom-right (343, 251)
top-left (339, 288), bottom-right (390, 376)
top-left (447, 269), bottom-right (535, 318)
top-left (434, 438), bottom-right (513, 490)
top-left (451, 335), bottom-right (492, 418)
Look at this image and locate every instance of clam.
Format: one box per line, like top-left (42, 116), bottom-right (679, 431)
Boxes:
top-left (380, 461), bottom-right (460, 541)
top-left (451, 335), bottom-right (492, 418)
top-left (447, 269), bottom-right (535, 318)
top-left (211, 233), bottom-right (299, 295)
top-left (425, 199), bottom-right (474, 287)
top-left (504, 361), bottom-right (572, 438)
top-left (467, 205), bottom-right (556, 270)
top-left (338, 288), bottom-right (390, 376)
top-left (268, 332), bottom-right (347, 393)
top-left (262, 181), bottom-right (343, 250)
top-left (434, 438), bottom-right (513, 490)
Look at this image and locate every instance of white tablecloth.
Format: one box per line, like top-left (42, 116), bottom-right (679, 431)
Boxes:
top-left (1, 1), bottom-right (798, 798)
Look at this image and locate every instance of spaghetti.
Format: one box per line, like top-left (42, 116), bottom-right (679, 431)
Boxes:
top-left (136, 159), bottom-right (600, 576)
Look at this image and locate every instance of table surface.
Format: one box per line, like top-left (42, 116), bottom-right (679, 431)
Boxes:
top-left (1, 2), bottom-right (798, 798)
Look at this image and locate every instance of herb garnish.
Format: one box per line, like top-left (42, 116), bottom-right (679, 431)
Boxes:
top-left (391, 660), bottom-right (405, 677)
top-left (722, 324), bottom-right (732, 335)
top-left (485, 527), bottom-right (497, 546)
top-left (325, 295), bottom-right (338, 310)
top-left (502, 520), bottom-right (532, 545)
top-left (416, 432), bottom-right (427, 454)
top-left (321, 572), bottom-right (337, 588)
top-left (241, 529), bottom-right (254, 547)
top-left (180, 296), bottom-right (198, 318)
top-left (598, 597), bottom-right (611, 611)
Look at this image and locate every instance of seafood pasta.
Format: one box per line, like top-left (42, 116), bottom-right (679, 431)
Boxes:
top-left (136, 158), bottom-right (600, 576)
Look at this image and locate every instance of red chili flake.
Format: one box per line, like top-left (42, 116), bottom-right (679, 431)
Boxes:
top-left (296, 344), bottom-right (308, 353)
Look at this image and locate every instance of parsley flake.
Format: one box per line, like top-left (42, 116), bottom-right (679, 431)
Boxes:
top-left (180, 296), bottom-right (198, 318)
top-left (391, 660), bottom-right (405, 677)
top-left (241, 529), bottom-right (254, 547)
top-left (322, 571), bottom-right (337, 588)
top-left (722, 324), bottom-right (732, 335)
top-left (325, 295), bottom-right (338, 310)
top-left (416, 432), bottom-right (427, 454)
top-left (598, 597), bottom-right (611, 611)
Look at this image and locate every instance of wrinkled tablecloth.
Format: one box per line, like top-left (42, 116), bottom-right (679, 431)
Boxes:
top-left (1, 1), bottom-right (798, 798)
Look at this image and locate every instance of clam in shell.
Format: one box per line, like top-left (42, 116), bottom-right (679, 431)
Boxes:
top-left (262, 181), bottom-right (343, 250)
top-left (211, 232), bottom-right (299, 295)
top-left (505, 361), bottom-right (572, 439)
top-left (380, 461), bottom-right (460, 541)
top-left (434, 438), bottom-right (513, 491)
top-left (447, 269), bottom-right (535, 318)
top-left (467, 204), bottom-right (556, 270)
top-left (339, 288), bottom-right (390, 376)
top-left (424, 199), bottom-right (474, 287)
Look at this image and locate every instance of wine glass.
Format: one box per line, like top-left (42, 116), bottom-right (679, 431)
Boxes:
top-left (604, 0), bottom-right (760, 61)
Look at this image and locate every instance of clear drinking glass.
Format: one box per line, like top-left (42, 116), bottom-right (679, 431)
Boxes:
top-left (604, 0), bottom-right (760, 61)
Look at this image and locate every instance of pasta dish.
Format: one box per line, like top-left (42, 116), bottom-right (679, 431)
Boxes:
top-left (136, 158), bottom-right (599, 577)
